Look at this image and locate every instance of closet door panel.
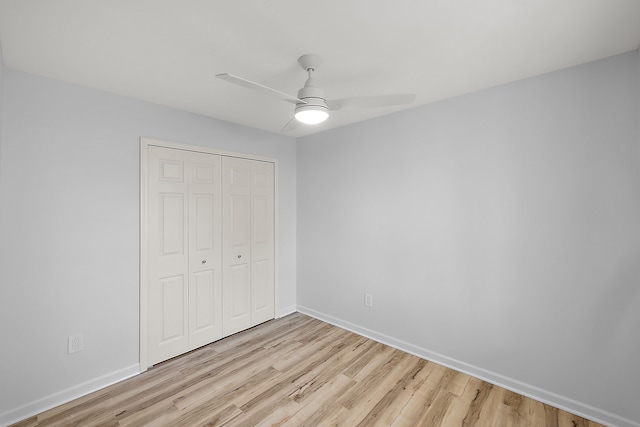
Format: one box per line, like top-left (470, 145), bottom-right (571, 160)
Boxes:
top-left (229, 264), bottom-right (250, 317)
top-left (158, 275), bottom-right (187, 341)
top-left (222, 158), bottom-right (252, 335)
top-left (188, 153), bottom-right (223, 348)
top-left (148, 148), bottom-right (190, 364)
top-left (252, 259), bottom-right (273, 318)
top-left (251, 161), bottom-right (275, 325)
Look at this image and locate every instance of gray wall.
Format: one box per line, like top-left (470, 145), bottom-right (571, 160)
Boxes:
top-left (0, 67), bottom-right (297, 424)
top-left (297, 50), bottom-right (640, 427)
top-left (0, 42), bottom-right (4, 187)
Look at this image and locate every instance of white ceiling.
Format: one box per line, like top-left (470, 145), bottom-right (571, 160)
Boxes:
top-left (1, 1), bottom-right (639, 137)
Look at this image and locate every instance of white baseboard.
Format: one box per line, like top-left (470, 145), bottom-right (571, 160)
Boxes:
top-left (278, 305), bottom-right (297, 318)
top-left (0, 364), bottom-right (140, 427)
top-left (296, 305), bottom-right (639, 427)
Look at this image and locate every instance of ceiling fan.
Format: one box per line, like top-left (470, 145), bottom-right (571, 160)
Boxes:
top-left (216, 54), bottom-right (416, 131)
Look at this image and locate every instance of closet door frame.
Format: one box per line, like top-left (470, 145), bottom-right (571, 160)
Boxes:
top-left (140, 137), bottom-right (279, 371)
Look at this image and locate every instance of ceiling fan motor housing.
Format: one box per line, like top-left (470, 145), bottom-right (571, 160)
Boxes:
top-left (296, 86), bottom-right (328, 109)
top-left (294, 75), bottom-right (329, 124)
top-left (295, 77), bottom-right (329, 114)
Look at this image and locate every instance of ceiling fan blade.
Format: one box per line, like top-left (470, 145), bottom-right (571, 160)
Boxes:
top-left (281, 117), bottom-right (300, 132)
top-left (216, 73), bottom-right (306, 105)
top-left (327, 94), bottom-right (416, 110)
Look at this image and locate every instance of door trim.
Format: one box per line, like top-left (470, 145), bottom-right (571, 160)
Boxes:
top-left (139, 137), bottom-right (279, 371)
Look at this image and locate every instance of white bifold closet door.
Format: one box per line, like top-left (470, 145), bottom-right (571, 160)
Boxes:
top-left (222, 157), bottom-right (275, 336)
top-left (147, 147), bottom-right (223, 365)
top-left (146, 146), bottom-right (274, 366)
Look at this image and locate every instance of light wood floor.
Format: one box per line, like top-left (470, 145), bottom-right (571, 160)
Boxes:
top-left (12, 312), bottom-right (606, 427)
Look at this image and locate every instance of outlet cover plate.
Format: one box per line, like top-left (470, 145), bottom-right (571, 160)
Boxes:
top-left (68, 334), bottom-right (83, 354)
top-left (364, 293), bottom-right (373, 308)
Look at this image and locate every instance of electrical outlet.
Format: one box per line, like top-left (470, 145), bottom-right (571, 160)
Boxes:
top-left (364, 293), bottom-right (373, 308)
top-left (68, 334), bottom-right (83, 354)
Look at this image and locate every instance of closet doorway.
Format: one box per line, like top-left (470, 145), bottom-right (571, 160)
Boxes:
top-left (140, 138), bottom-right (278, 369)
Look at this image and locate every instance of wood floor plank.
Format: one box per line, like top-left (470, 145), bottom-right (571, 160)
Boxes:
top-left (352, 357), bottom-right (428, 426)
top-left (289, 335), bottom-right (368, 403)
top-left (439, 396), bottom-right (475, 427)
top-left (281, 374), bottom-right (356, 427)
top-left (10, 313), bottom-right (609, 427)
top-left (416, 388), bottom-right (456, 427)
top-left (460, 379), bottom-right (496, 426)
top-left (332, 351), bottom-right (422, 426)
top-left (387, 361), bottom-right (441, 427)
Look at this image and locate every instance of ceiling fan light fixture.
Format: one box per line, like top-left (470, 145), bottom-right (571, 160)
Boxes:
top-left (295, 81), bottom-right (329, 125)
top-left (294, 105), bottom-right (329, 124)
top-left (217, 54), bottom-right (416, 132)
